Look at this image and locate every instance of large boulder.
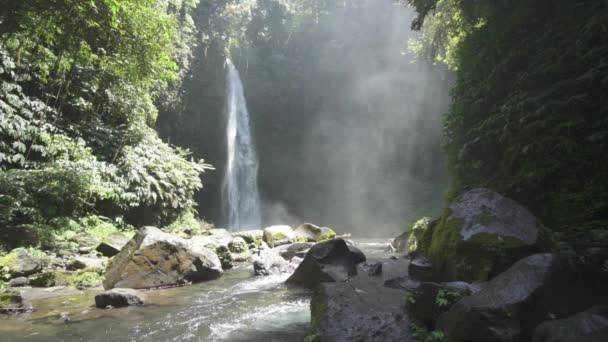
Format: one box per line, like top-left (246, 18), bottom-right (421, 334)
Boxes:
top-left (294, 223), bottom-right (336, 242)
top-left (95, 288), bottom-right (146, 308)
top-left (103, 227), bottom-right (223, 289)
top-left (533, 306), bottom-right (608, 342)
top-left (437, 253), bottom-right (608, 341)
top-left (310, 274), bottom-right (409, 341)
top-left (0, 248), bottom-right (45, 277)
top-left (263, 225), bottom-right (295, 247)
top-left (427, 188), bottom-right (546, 282)
top-left (286, 239), bottom-right (363, 288)
top-left (0, 289), bottom-right (32, 313)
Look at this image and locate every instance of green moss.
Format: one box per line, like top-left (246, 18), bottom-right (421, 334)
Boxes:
top-left (30, 271), bottom-right (62, 287)
top-left (427, 210), bottom-right (496, 281)
top-left (0, 290), bottom-right (20, 306)
top-left (71, 271), bottom-right (103, 288)
top-left (295, 236), bottom-right (309, 243)
top-left (407, 217), bottom-right (433, 253)
top-left (310, 286), bottom-right (328, 330)
top-left (428, 210), bottom-right (463, 276)
top-left (0, 247), bottom-right (47, 279)
top-left (476, 206), bottom-right (497, 225)
top-left (30, 270), bottom-right (102, 288)
top-left (317, 229), bottom-right (336, 242)
top-left (274, 232), bottom-right (287, 240)
top-left (303, 333), bottom-right (320, 342)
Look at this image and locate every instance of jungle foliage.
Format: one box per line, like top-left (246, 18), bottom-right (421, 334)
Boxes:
top-left (0, 0), bottom-right (213, 237)
top-left (408, 0), bottom-right (608, 243)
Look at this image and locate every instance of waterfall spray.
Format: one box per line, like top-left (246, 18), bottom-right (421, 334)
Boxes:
top-left (222, 59), bottom-right (261, 231)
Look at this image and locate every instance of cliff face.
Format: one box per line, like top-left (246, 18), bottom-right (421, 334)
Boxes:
top-left (437, 0), bottom-right (608, 242)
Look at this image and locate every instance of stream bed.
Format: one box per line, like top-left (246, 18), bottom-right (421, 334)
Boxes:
top-left (0, 239), bottom-right (391, 342)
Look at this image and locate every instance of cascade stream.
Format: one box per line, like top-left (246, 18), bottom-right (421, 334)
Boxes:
top-left (223, 59), bottom-right (261, 231)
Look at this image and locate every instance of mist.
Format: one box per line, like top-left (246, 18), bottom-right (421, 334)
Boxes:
top-left (248, 0), bottom-right (451, 236)
top-left (161, 0), bottom-right (451, 237)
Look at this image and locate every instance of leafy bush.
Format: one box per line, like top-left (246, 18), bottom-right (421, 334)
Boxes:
top-left (0, 0), bottom-right (213, 237)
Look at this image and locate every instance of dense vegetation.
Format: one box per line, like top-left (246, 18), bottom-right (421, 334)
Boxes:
top-left (408, 0), bottom-right (608, 244)
top-left (0, 0), bottom-right (212, 249)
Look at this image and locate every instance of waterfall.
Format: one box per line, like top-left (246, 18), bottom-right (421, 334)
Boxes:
top-left (222, 59), bottom-right (261, 231)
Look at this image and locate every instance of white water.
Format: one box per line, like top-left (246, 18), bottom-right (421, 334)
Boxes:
top-left (223, 59), bottom-right (262, 231)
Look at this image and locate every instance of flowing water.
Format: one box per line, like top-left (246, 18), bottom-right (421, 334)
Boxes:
top-left (0, 240), bottom-right (392, 342)
top-left (223, 59), bottom-right (261, 231)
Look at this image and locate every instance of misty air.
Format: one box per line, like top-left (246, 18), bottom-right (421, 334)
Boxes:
top-left (0, 0), bottom-right (606, 341)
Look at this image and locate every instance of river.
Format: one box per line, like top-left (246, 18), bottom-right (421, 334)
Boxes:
top-left (0, 239), bottom-right (391, 341)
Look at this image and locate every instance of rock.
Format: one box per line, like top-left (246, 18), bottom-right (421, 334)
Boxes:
top-left (392, 217), bottom-right (435, 255)
top-left (77, 246), bottom-right (95, 254)
top-left (533, 306), bottom-right (608, 342)
top-left (347, 245), bottom-right (367, 264)
top-left (228, 237), bottom-right (248, 253)
top-left (95, 234), bottom-right (131, 257)
top-left (253, 248), bottom-right (296, 276)
top-left (437, 253), bottom-right (608, 342)
top-left (286, 239), bottom-right (363, 288)
top-left (209, 228), bottom-right (231, 236)
top-left (0, 289), bottom-right (32, 313)
top-left (66, 256), bottom-right (104, 272)
top-left (367, 262), bottom-right (383, 276)
top-left (232, 230), bottom-right (264, 244)
top-left (263, 225), bottom-right (295, 247)
top-left (215, 245), bottom-right (234, 270)
top-left (408, 257), bottom-right (433, 281)
top-left (103, 226), bottom-right (223, 289)
top-left (0, 225), bottom-right (39, 250)
top-left (406, 281), bottom-right (471, 328)
top-left (0, 248), bottom-right (45, 277)
top-left (57, 249), bottom-right (74, 258)
top-left (44, 286), bottom-right (66, 292)
top-left (95, 288), bottom-right (146, 308)
top-left (59, 312), bottom-right (70, 322)
top-left (427, 188), bottom-right (544, 282)
top-left (9, 277), bottom-right (29, 287)
top-left (231, 250), bottom-right (252, 263)
top-left (294, 223), bottom-right (336, 242)
top-left (310, 280), bottom-right (409, 341)
top-left (275, 242), bottom-right (315, 261)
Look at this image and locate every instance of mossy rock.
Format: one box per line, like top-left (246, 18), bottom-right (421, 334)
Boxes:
top-left (316, 228), bottom-right (336, 242)
top-left (392, 217), bottom-right (436, 255)
top-left (427, 188), bottom-right (543, 282)
top-left (216, 245), bottom-right (234, 270)
top-left (0, 289), bottom-right (31, 313)
top-left (310, 285), bottom-right (328, 331)
top-left (294, 223), bottom-right (336, 243)
top-left (30, 270), bottom-right (102, 288)
top-left (0, 248), bottom-right (46, 278)
top-left (262, 225), bottom-right (295, 247)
